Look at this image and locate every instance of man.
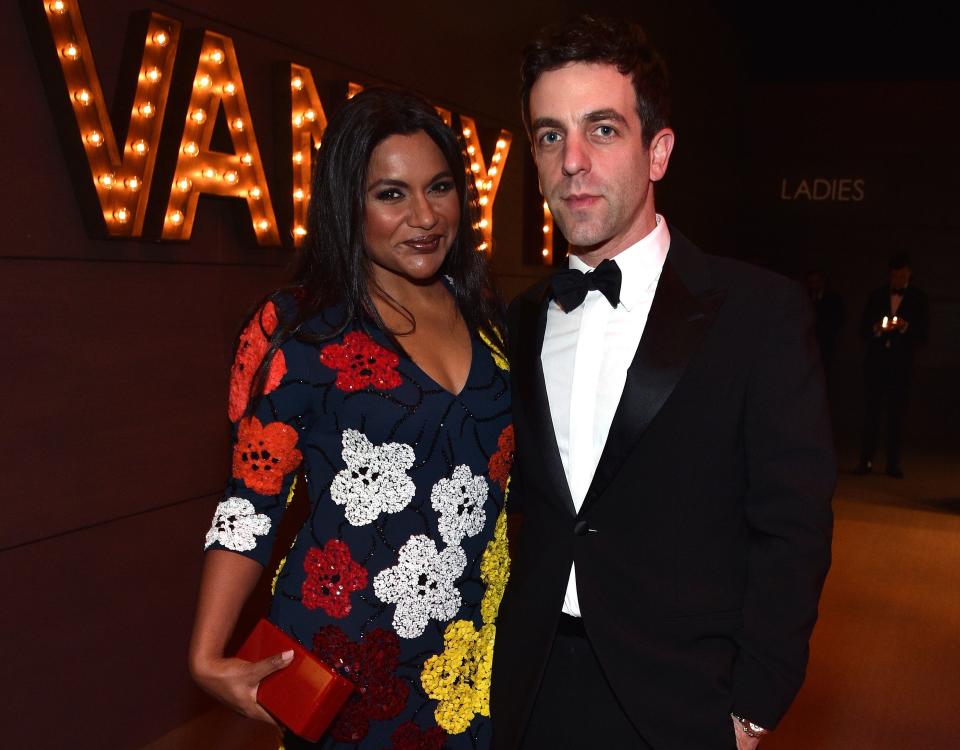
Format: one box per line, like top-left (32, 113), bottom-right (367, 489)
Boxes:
top-left (855, 253), bottom-right (929, 478)
top-left (491, 15), bottom-right (835, 750)
top-left (806, 269), bottom-right (844, 378)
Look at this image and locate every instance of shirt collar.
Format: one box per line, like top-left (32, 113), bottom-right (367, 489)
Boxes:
top-left (568, 214), bottom-right (671, 312)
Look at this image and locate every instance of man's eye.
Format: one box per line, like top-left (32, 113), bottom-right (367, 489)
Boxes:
top-left (539, 131), bottom-right (561, 146)
top-left (595, 125), bottom-right (616, 137)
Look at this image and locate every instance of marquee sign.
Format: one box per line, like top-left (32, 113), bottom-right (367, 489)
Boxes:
top-left (28, 0), bottom-right (553, 259)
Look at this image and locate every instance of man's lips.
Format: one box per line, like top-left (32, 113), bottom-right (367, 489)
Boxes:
top-left (402, 234), bottom-right (444, 251)
top-left (562, 194), bottom-right (601, 210)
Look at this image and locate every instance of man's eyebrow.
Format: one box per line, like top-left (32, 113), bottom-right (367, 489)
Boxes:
top-left (584, 109), bottom-right (628, 124)
top-left (531, 117), bottom-right (565, 131)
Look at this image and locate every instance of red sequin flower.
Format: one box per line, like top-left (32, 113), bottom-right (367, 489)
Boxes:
top-left (312, 626), bottom-right (408, 742)
top-left (487, 424), bottom-right (514, 492)
top-left (389, 721), bottom-right (447, 750)
top-left (228, 301), bottom-right (287, 422)
top-left (301, 539), bottom-right (368, 617)
top-left (232, 416), bottom-right (302, 495)
top-left (320, 331), bottom-right (402, 392)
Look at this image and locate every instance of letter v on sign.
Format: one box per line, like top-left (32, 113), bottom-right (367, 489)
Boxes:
top-left (37, 1), bottom-right (180, 237)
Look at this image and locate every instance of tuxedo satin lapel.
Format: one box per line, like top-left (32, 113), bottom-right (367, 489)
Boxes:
top-left (516, 286), bottom-right (577, 516)
top-left (579, 256), bottom-right (726, 515)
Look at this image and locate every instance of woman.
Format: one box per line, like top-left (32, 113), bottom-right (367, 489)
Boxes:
top-left (189, 88), bottom-right (513, 749)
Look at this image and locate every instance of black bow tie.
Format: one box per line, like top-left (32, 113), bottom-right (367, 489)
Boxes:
top-left (891, 287), bottom-right (906, 296)
top-left (550, 258), bottom-right (622, 312)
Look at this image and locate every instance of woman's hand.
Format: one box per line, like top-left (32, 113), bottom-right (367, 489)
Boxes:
top-left (191, 650), bottom-right (294, 725)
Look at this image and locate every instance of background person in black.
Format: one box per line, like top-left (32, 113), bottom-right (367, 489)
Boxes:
top-left (806, 269), bottom-right (844, 378)
top-left (856, 253), bottom-right (929, 478)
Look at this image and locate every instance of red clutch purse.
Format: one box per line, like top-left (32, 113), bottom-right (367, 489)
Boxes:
top-left (236, 618), bottom-right (355, 742)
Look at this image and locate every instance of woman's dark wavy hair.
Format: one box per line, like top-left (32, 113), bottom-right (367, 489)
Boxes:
top-left (242, 87), bottom-right (504, 416)
top-left (520, 13), bottom-right (670, 148)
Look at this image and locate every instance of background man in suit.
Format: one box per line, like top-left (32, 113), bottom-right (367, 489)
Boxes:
top-left (491, 15), bottom-right (835, 750)
top-left (855, 253), bottom-right (929, 478)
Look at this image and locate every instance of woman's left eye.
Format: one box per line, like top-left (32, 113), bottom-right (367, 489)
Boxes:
top-left (430, 180), bottom-right (455, 194)
top-left (376, 188), bottom-right (404, 201)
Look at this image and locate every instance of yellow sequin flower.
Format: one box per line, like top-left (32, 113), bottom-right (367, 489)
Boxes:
top-left (421, 619), bottom-right (496, 734)
top-left (480, 509), bottom-right (510, 624)
top-left (478, 327), bottom-right (508, 371)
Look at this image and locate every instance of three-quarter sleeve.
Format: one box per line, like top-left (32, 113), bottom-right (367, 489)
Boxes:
top-left (203, 301), bottom-right (313, 567)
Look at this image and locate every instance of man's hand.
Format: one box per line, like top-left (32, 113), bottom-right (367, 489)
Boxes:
top-left (732, 716), bottom-right (763, 749)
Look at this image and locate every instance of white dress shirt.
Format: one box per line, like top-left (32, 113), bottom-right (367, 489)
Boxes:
top-left (541, 215), bottom-right (671, 617)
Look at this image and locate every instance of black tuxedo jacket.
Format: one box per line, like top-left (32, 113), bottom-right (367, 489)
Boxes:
top-left (491, 231), bottom-right (835, 749)
top-left (859, 285), bottom-right (929, 370)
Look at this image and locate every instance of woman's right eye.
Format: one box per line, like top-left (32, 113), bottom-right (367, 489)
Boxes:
top-left (376, 188), bottom-right (404, 201)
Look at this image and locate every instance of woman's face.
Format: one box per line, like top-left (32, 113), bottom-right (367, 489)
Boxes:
top-left (363, 130), bottom-right (460, 289)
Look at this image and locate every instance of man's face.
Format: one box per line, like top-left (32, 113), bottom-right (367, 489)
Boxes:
top-left (890, 266), bottom-right (911, 289)
top-left (528, 62), bottom-right (672, 258)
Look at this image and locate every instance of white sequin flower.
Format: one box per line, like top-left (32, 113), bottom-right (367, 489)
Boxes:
top-left (431, 465), bottom-right (489, 546)
top-left (204, 497), bottom-right (271, 552)
top-left (330, 429), bottom-right (416, 526)
top-left (373, 534), bottom-right (466, 638)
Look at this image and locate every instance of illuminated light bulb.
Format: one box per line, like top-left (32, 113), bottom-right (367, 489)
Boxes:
top-left (191, 109), bottom-right (207, 124)
top-left (470, 162), bottom-right (480, 173)
top-left (489, 167), bottom-right (498, 177)
top-left (240, 153), bottom-right (253, 166)
top-left (291, 76), bottom-right (303, 91)
top-left (304, 109), bottom-right (317, 122)
top-left (209, 48), bottom-right (225, 64)
top-left (202, 167), bottom-right (217, 179)
top-left (542, 225), bottom-right (550, 233)
top-left (293, 225), bottom-right (307, 237)
top-left (475, 179), bottom-right (483, 190)
top-left (113, 208), bottom-right (130, 223)
top-left (467, 146), bottom-right (476, 155)
top-left (168, 210), bottom-right (184, 226)
top-left (248, 186), bottom-right (262, 200)
top-left (485, 180), bottom-right (493, 191)
top-left (62, 42), bottom-right (80, 60)
top-left (314, 140), bottom-right (322, 150)
top-left (138, 101), bottom-right (155, 118)
top-left (479, 219), bottom-right (489, 229)
top-left (478, 242), bottom-right (488, 251)
top-left (48, 1), bottom-right (67, 14)
top-left (492, 152), bottom-right (501, 163)
top-left (292, 113), bottom-right (304, 127)
top-left (74, 89), bottom-right (92, 106)
top-left (292, 151), bottom-right (303, 164)
top-left (176, 177), bottom-right (192, 192)
top-left (223, 170), bottom-right (239, 184)
top-left (183, 141), bottom-right (199, 157)
top-left (257, 219), bottom-right (270, 231)
top-left (542, 248), bottom-right (549, 257)
top-left (98, 173), bottom-right (114, 188)
top-left (543, 200), bottom-right (549, 210)
top-left (125, 176), bottom-right (141, 191)
top-left (86, 130), bottom-right (103, 147)
top-left (145, 67), bottom-right (161, 83)
top-left (478, 196), bottom-right (488, 206)
top-left (462, 128), bottom-right (472, 137)
top-left (196, 74), bottom-right (212, 88)
top-left (496, 139), bottom-right (507, 149)
top-left (222, 82), bottom-right (236, 96)
top-left (152, 30), bottom-right (170, 47)
top-left (293, 188), bottom-right (305, 201)
top-left (231, 118), bottom-right (244, 131)
top-left (131, 139), bottom-right (148, 155)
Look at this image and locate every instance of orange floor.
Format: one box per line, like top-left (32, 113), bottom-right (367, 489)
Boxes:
top-left (145, 452), bottom-right (960, 750)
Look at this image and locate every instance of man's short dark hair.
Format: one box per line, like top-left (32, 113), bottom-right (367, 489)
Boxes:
top-left (520, 14), bottom-right (671, 147)
top-left (889, 253), bottom-right (911, 270)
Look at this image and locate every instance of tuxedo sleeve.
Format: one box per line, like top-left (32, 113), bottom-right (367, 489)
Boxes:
top-left (731, 281), bottom-right (835, 728)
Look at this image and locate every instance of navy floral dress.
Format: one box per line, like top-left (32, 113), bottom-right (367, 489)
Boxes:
top-left (204, 299), bottom-right (513, 750)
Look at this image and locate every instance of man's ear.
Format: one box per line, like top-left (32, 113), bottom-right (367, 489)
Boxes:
top-left (648, 128), bottom-right (675, 182)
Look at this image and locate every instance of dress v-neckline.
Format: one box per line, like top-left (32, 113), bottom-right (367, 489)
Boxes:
top-left (403, 331), bottom-right (476, 398)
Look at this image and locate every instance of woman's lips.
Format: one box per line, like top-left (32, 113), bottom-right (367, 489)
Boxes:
top-left (403, 235), bottom-right (443, 251)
